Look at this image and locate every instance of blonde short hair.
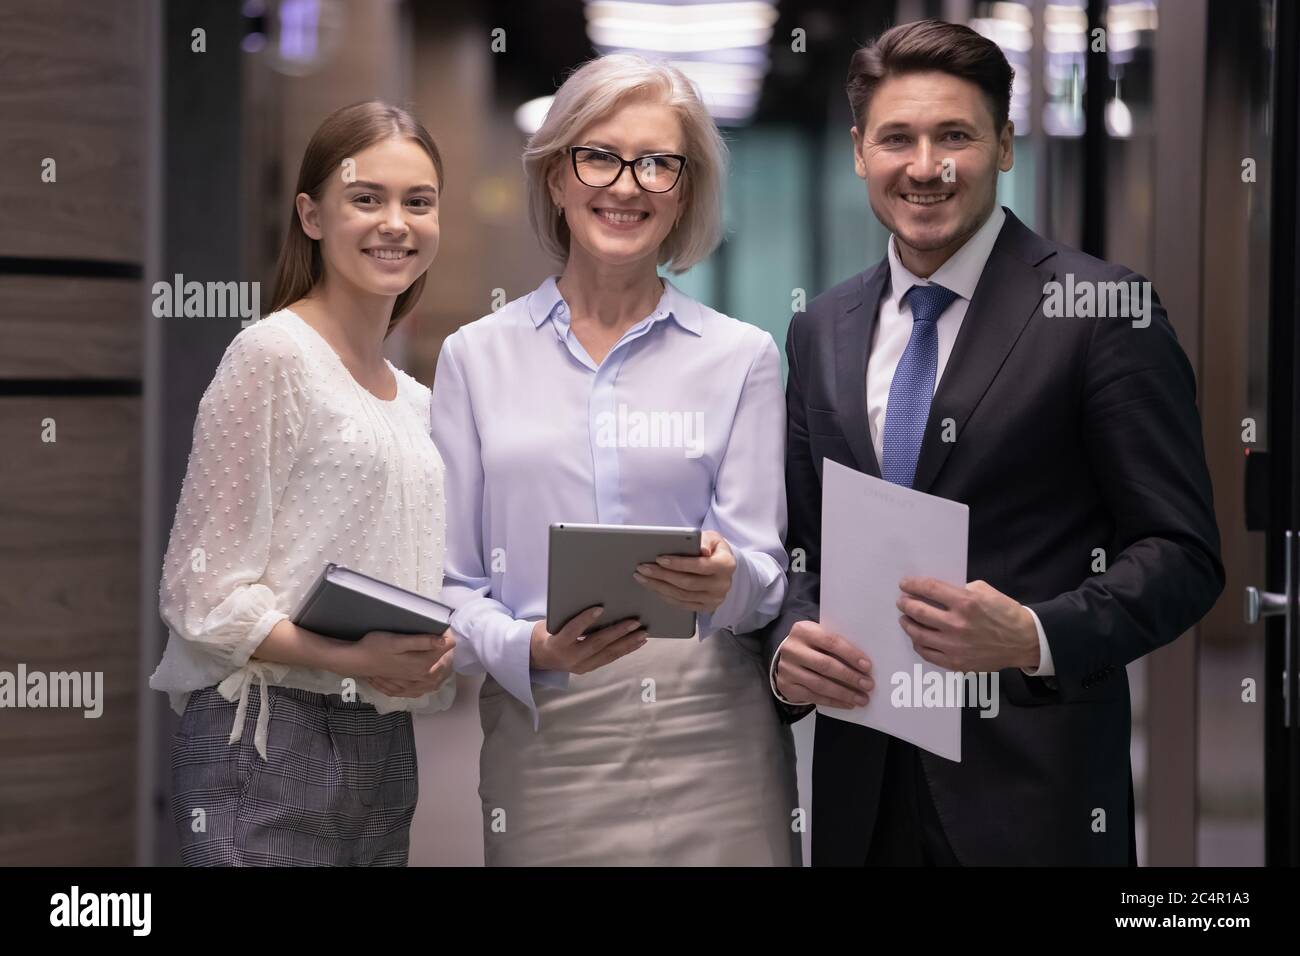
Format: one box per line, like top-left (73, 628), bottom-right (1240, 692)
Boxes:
top-left (523, 53), bottom-right (728, 274)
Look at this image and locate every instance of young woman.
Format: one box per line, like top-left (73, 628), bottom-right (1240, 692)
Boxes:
top-left (151, 101), bottom-right (455, 866)
top-left (432, 55), bottom-right (799, 865)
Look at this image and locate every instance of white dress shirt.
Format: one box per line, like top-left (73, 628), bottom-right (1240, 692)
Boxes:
top-left (150, 310), bottom-right (455, 759)
top-left (432, 276), bottom-right (788, 729)
top-left (771, 206), bottom-right (1054, 706)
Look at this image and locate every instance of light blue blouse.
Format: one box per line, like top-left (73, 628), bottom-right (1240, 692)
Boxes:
top-left (431, 276), bottom-right (788, 726)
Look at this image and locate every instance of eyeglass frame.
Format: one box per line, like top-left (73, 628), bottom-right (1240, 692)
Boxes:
top-left (567, 145), bottom-right (689, 193)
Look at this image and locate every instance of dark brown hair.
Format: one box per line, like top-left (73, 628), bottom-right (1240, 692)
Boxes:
top-left (846, 19), bottom-right (1014, 133)
top-left (267, 100), bottom-right (444, 338)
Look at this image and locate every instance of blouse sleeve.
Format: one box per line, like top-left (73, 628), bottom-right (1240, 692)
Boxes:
top-left (157, 321), bottom-right (308, 674)
top-left (431, 331), bottom-right (559, 727)
top-left (696, 332), bottom-right (789, 637)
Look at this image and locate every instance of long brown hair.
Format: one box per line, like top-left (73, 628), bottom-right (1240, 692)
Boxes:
top-left (268, 101), bottom-right (445, 337)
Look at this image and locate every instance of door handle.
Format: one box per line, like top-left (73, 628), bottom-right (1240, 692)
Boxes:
top-left (1245, 586), bottom-right (1287, 623)
top-left (1290, 530), bottom-right (1299, 730)
top-left (1246, 530), bottom-right (1298, 728)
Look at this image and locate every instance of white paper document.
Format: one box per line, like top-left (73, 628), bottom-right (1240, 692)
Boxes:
top-left (817, 459), bottom-right (969, 761)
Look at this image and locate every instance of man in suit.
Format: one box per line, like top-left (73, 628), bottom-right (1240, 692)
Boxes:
top-left (762, 18), bottom-right (1224, 865)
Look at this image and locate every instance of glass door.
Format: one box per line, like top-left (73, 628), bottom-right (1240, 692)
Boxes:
top-left (1256, 0), bottom-right (1300, 867)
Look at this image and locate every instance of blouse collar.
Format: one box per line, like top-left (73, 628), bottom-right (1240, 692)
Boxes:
top-left (526, 274), bottom-right (704, 337)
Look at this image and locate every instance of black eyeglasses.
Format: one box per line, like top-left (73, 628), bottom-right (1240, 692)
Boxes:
top-left (568, 146), bottom-right (688, 193)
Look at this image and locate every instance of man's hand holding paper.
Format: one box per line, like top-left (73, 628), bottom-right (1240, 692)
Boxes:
top-left (896, 577), bottom-right (1041, 673)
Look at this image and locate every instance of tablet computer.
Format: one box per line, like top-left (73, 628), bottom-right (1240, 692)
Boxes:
top-left (546, 523), bottom-right (702, 639)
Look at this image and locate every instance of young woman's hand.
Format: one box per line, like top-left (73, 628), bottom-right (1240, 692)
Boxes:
top-left (633, 530), bottom-right (736, 613)
top-left (369, 674), bottom-right (451, 698)
top-left (349, 630), bottom-right (455, 697)
top-left (529, 607), bottom-right (647, 675)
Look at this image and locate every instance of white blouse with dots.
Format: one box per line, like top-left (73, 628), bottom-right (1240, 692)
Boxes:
top-left (150, 308), bottom-right (454, 759)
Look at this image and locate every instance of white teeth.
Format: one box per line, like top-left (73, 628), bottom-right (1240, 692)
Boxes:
top-left (904, 193), bottom-right (951, 205)
top-left (596, 209), bottom-right (648, 224)
top-left (365, 249), bottom-right (411, 260)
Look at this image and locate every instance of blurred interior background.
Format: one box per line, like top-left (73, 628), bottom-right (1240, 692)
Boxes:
top-left (0, 0), bottom-right (1288, 866)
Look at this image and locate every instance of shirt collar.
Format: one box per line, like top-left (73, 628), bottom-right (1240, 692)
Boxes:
top-left (526, 274), bottom-right (703, 336)
top-left (886, 204), bottom-right (1007, 305)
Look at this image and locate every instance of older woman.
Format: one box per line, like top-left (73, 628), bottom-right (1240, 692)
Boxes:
top-left (431, 54), bottom-right (797, 865)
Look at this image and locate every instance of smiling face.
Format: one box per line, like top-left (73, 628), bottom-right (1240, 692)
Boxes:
top-left (295, 136), bottom-right (441, 299)
top-left (549, 97), bottom-right (687, 272)
top-left (851, 70), bottom-right (1013, 275)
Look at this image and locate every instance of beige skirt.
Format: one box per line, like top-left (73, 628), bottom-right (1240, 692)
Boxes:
top-left (477, 627), bottom-right (801, 866)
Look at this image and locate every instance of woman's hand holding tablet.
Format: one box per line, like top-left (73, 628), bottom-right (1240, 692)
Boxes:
top-left (632, 529), bottom-right (737, 613)
top-left (529, 608), bottom-right (648, 675)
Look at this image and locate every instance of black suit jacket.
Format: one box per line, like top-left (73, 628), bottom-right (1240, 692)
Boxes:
top-left (761, 208), bottom-right (1224, 865)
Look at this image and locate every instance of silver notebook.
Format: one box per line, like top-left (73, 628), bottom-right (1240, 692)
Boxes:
top-left (291, 563), bottom-right (452, 642)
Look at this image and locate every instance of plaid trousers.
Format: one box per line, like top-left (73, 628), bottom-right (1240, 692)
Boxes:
top-left (170, 685), bottom-right (418, 866)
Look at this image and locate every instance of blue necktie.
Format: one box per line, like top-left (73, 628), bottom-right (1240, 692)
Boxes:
top-left (881, 283), bottom-right (959, 488)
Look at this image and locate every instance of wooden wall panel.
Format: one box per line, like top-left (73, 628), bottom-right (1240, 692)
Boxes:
top-left (0, 398), bottom-right (141, 865)
top-left (0, 0), bottom-right (145, 261)
top-left (0, 276), bottom-right (142, 379)
top-left (0, 0), bottom-right (146, 866)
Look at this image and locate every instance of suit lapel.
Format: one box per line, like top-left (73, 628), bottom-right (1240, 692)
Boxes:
top-left (910, 211), bottom-right (1057, 495)
top-left (833, 261), bottom-right (889, 478)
